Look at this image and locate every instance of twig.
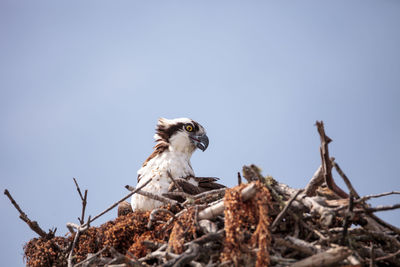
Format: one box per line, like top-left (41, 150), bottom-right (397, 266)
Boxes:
top-left (335, 191), bottom-right (400, 212)
top-left (237, 172), bottom-right (242, 185)
top-left (73, 178), bottom-right (88, 225)
top-left (271, 189), bottom-right (303, 231)
top-left (125, 185), bottom-right (178, 205)
top-left (356, 191), bottom-right (400, 204)
top-left (4, 189), bottom-right (50, 238)
top-left (85, 179), bottom-right (151, 226)
top-left (315, 121), bottom-right (348, 199)
top-left (331, 160), bottom-right (360, 198)
top-left (354, 203), bottom-right (400, 213)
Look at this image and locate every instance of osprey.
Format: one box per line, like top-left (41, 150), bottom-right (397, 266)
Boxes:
top-left (131, 117), bottom-right (221, 211)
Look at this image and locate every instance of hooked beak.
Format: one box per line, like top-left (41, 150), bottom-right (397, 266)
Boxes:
top-left (190, 134), bottom-right (209, 152)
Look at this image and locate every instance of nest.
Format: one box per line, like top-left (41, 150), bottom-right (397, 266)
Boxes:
top-left (5, 121), bottom-right (400, 266)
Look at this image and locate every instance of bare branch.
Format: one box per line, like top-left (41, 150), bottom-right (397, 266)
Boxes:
top-left (85, 178), bottom-right (151, 226)
top-left (355, 203), bottom-right (400, 213)
top-left (331, 160), bottom-right (360, 198)
top-left (125, 185), bottom-right (178, 206)
top-left (316, 121), bottom-right (348, 199)
top-left (356, 191), bottom-right (400, 204)
top-left (4, 189), bottom-right (50, 238)
top-left (73, 178), bottom-right (88, 225)
top-left (335, 191), bottom-right (400, 212)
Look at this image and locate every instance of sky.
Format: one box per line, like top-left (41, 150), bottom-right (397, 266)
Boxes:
top-left (1, 1), bottom-right (399, 266)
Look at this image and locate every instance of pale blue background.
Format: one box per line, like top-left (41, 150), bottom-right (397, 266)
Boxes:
top-left (1, 1), bottom-right (399, 266)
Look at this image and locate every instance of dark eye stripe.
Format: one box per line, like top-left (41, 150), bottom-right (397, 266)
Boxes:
top-left (156, 122), bottom-right (185, 141)
top-left (192, 121), bottom-right (200, 132)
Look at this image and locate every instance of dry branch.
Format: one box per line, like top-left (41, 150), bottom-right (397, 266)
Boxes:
top-left (316, 121), bottom-right (348, 198)
top-left (73, 178), bottom-right (88, 224)
top-left (86, 178), bottom-right (151, 226)
top-left (355, 203), bottom-right (400, 213)
top-left (331, 160), bottom-right (360, 198)
top-left (125, 185), bottom-right (178, 206)
top-left (4, 189), bottom-right (51, 238)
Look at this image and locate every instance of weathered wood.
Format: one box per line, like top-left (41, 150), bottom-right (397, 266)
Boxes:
top-left (304, 165), bottom-right (323, 197)
top-left (316, 121), bottom-right (348, 199)
top-left (290, 247), bottom-right (352, 267)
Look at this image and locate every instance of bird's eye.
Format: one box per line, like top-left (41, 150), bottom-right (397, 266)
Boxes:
top-left (185, 125), bottom-right (193, 132)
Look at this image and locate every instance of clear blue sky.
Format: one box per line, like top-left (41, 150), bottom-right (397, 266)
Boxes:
top-left (1, 1), bottom-right (399, 266)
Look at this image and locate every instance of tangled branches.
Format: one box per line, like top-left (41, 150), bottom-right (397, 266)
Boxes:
top-left (5, 121), bottom-right (400, 266)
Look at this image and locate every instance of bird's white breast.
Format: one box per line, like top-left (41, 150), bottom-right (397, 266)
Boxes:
top-left (131, 151), bottom-right (196, 211)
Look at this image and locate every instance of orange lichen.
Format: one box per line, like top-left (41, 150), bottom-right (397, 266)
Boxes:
top-left (221, 181), bottom-right (271, 267)
top-left (24, 236), bottom-right (69, 267)
top-left (23, 205), bottom-right (180, 266)
top-left (103, 210), bottom-right (150, 254)
top-left (168, 208), bottom-right (197, 254)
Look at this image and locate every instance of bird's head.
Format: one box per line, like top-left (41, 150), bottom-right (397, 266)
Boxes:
top-left (154, 118), bottom-right (209, 154)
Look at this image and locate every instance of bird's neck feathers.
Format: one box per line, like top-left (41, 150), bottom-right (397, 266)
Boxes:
top-left (141, 134), bottom-right (195, 168)
top-left (168, 131), bottom-right (196, 155)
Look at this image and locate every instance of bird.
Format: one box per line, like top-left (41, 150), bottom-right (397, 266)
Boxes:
top-left (130, 117), bottom-right (223, 211)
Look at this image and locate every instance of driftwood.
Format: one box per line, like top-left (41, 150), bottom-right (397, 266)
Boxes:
top-left (5, 120), bottom-right (400, 267)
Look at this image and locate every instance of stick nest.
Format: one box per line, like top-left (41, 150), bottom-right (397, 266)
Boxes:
top-left (12, 121), bottom-right (400, 266)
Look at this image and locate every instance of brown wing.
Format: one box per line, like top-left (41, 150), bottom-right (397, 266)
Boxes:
top-left (168, 177), bottom-right (225, 195)
top-left (194, 177), bottom-right (226, 192)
